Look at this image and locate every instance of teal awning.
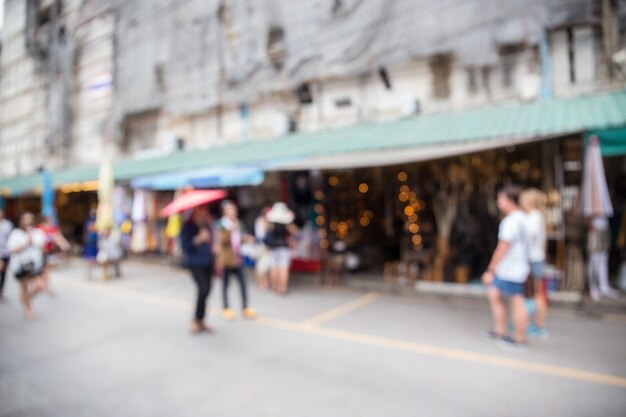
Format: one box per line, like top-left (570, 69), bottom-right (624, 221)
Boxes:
top-left (2, 89), bottom-right (626, 196)
top-left (585, 128), bottom-right (626, 157)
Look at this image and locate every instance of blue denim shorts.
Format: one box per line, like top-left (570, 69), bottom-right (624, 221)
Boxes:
top-left (530, 261), bottom-right (545, 281)
top-left (492, 277), bottom-right (525, 297)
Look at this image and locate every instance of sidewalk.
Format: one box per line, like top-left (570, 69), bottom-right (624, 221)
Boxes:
top-left (126, 254), bottom-right (626, 316)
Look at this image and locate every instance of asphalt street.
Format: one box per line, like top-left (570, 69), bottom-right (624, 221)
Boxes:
top-left (1, 259), bottom-right (625, 417)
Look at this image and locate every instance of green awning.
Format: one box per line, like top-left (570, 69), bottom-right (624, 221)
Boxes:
top-left (585, 128), bottom-right (626, 157)
top-left (2, 89), bottom-right (626, 196)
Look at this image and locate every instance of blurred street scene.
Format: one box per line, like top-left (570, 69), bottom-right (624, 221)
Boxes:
top-left (1, 0), bottom-right (626, 415)
top-left (1, 259), bottom-right (626, 417)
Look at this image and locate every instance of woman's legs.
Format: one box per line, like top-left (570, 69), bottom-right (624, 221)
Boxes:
top-left (487, 286), bottom-right (506, 336)
top-left (19, 279), bottom-right (33, 319)
top-left (41, 265), bottom-right (53, 295)
top-left (234, 267), bottom-right (249, 309)
top-left (20, 276), bottom-right (43, 319)
top-left (269, 265), bottom-right (279, 292)
top-left (277, 266), bottom-right (290, 294)
top-left (222, 269), bottom-right (231, 310)
top-left (510, 294), bottom-right (529, 343)
top-left (533, 279), bottom-right (548, 328)
top-left (588, 252), bottom-right (601, 301)
top-left (190, 265), bottom-right (212, 327)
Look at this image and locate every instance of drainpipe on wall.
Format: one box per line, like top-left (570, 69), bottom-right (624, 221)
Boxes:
top-left (540, 31), bottom-right (553, 101)
top-left (240, 103), bottom-right (249, 143)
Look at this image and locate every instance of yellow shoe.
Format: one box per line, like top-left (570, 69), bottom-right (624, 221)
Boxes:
top-left (222, 308), bottom-right (235, 321)
top-left (242, 307), bottom-right (257, 319)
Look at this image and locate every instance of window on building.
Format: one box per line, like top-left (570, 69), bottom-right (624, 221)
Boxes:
top-left (481, 65), bottom-right (492, 97)
top-left (499, 43), bottom-right (525, 88)
top-left (335, 97), bottom-right (352, 108)
top-left (466, 66), bottom-right (478, 94)
top-left (267, 26), bottom-right (285, 71)
top-left (122, 111), bottom-right (159, 154)
top-left (288, 116), bottom-right (298, 133)
top-left (296, 83), bottom-right (313, 104)
top-left (430, 54), bottom-right (452, 99)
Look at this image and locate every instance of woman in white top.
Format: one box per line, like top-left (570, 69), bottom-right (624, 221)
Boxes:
top-left (8, 213), bottom-right (46, 320)
top-left (520, 189), bottom-right (549, 338)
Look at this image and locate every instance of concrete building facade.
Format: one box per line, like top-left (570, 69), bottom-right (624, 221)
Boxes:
top-left (0, 0), bottom-right (624, 180)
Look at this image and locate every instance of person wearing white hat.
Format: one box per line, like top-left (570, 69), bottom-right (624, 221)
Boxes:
top-left (264, 202), bottom-right (299, 294)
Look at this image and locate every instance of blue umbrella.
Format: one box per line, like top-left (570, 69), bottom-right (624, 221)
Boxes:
top-left (41, 169), bottom-right (56, 223)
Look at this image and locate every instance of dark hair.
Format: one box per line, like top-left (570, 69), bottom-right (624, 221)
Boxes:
top-left (498, 185), bottom-right (521, 205)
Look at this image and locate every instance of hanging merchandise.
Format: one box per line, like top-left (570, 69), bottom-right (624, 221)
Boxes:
top-left (165, 214), bottom-right (182, 239)
top-left (113, 187), bottom-right (130, 226)
top-left (130, 222), bottom-right (148, 253)
top-left (131, 190), bottom-right (147, 223)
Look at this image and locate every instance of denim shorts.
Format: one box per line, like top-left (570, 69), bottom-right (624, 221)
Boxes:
top-left (530, 261), bottom-right (545, 281)
top-left (270, 248), bottom-right (292, 268)
top-left (492, 277), bottom-right (525, 297)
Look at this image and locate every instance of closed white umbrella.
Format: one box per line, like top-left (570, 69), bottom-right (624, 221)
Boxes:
top-left (96, 157), bottom-right (115, 232)
top-left (581, 135), bottom-right (617, 300)
top-left (581, 135), bottom-right (613, 219)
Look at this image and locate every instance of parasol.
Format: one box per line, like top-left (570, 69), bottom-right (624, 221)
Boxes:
top-left (161, 189), bottom-right (227, 217)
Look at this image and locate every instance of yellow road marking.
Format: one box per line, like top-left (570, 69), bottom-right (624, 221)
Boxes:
top-left (599, 313), bottom-right (626, 325)
top-left (302, 292), bottom-right (378, 325)
top-left (258, 316), bottom-right (626, 389)
top-left (55, 276), bottom-right (626, 389)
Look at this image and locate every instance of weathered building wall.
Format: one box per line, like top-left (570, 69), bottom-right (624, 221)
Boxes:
top-left (0, 0), bottom-right (48, 177)
top-left (0, 0), bottom-right (624, 180)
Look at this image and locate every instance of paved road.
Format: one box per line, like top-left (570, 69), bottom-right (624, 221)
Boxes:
top-left (1, 259), bottom-right (625, 417)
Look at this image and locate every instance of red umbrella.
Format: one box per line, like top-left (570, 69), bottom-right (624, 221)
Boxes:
top-left (161, 189), bottom-right (227, 217)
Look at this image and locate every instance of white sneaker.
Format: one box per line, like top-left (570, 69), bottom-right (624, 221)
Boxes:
top-left (600, 288), bottom-right (620, 299)
top-left (590, 288), bottom-right (601, 302)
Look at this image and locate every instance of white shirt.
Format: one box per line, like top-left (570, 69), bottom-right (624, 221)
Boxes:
top-left (495, 210), bottom-right (530, 283)
top-left (7, 227), bottom-right (46, 275)
top-left (525, 209), bottom-right (546, 262)
top-left (0, 219), bottom-right (14, 258)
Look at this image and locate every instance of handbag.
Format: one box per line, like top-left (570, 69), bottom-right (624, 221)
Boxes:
top-left (15, 260), bottom-right (36, 278)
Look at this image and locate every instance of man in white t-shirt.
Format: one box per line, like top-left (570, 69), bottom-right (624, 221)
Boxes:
top-left (482, 186), bottom-right (530, 352)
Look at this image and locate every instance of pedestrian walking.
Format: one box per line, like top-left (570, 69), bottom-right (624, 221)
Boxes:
top-left (264, 202), bottom-right (299, 295)
top-left (0, 209), bottom-right (14, 299)
top-left (587, 216), bottom-right (619, 300)
top-left (96, 227), bottom-right (124, 279)
top-left (254, 206), bottom-right (272, 290)
top-left (520, 188), bottom-right (550, 338)
top-left (482, 186), bottom-right (530, 352)
top-left (7, 213), bottom-right (46, 320)
top-left (215, 200), bottom-right (257, 320)
top-left (38, 215), bottom-right (71, 294)
top-left (180, 207), bottom-right (216, 333)
top-left (83, 207), bottom-right (99, 260)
